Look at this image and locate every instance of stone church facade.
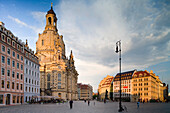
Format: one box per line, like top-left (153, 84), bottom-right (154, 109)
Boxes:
top-left (35, 5), bottom-right (78, 100)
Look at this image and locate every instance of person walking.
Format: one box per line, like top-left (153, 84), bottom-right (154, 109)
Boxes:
top-left (88, 100), bottom-right (90, 106)
top-left (137, 101), bottom-right (140, 109)
top-left (69, 100), bottom-right (73, 109)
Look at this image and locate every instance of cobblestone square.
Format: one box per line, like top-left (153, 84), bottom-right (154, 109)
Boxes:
top-left (0, 101), bottom-right (170, 113)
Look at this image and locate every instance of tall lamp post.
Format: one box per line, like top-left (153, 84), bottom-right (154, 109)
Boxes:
top-left (115, 40), bottom-right (123, 112)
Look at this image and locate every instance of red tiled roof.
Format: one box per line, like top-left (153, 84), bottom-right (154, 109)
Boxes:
top-left (132, 70), bottom-right (150, 78)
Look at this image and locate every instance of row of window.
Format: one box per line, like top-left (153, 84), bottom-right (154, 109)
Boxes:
top-left (1, 45), bottom-right (23, 60)
top-left (25, 68), bottom-right (39, 78)
top-left (1, 34), bottom-right (23, 52)
top-left (1, 56), bottom-right (23, 70)
top-left (133, 93), bottom-right (148, 96)
top-left (133, 78), bottom-right (149, 82)
top-left (25, 60), bottom-right (39, 69)
top-left (25, 78), bottom-right (39, 85)
top-left (25, 86), bottom-right (39, 93)
top-left (1, 80), bottom-right (23, 90)
top-left (0, 95), bottom-right (23, 104)
top-left (1, 68), bottom-right (23, 79)
top-left (133, 83), bottom-right (149, 86)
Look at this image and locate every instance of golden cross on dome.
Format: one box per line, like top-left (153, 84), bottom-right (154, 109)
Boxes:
top-left (51, 3), bottom-right (53, 7)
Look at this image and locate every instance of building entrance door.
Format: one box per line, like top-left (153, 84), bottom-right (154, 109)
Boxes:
top-left (6, 94), bottom-right (10, 105)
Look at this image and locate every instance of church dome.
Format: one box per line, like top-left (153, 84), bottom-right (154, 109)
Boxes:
top-left (47, 6), bottom-right (56, 16)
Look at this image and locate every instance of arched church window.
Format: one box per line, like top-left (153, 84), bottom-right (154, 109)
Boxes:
top-left (42, 40), bottom-right (44, 46)
top-left (47, 74), bottom-right (50, 81)
top-left (58, 73), bottom-right (61, 81)
top-left (48, 17), bottom-right (51, 25)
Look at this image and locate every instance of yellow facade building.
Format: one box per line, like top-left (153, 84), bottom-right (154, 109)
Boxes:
top-left (131, 70), bottom-right (167, 102)
top-left (98, 75), bottom-right (114, 100)
top-left (36, 5), bottom-right (78, 100)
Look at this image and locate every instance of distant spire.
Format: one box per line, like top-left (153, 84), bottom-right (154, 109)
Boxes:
top-left (70, 50), bottom-right (74, 60)
top-left (51, 2), bottom-right (53, 8)
top-left (25, 39), bottom-right (28, 47)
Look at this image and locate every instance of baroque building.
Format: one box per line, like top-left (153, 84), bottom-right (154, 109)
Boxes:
top-left (98, 75), bottom-right (114, 100)
top-left (24, 40), bottom-right (40, 103)
top-left (36, 5), bottom-right (78, 100)
top-left (77, 83), bottom-right (93, 100)
top-left (113, 70), bottom-right (135, 102)
top-left (131, 70), bottom-right (168, 102)
top-left (0, 22), bottom-right (24, 105)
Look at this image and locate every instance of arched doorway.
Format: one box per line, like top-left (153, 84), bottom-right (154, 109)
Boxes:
top-left (6, 94), bottom-right (10, 105)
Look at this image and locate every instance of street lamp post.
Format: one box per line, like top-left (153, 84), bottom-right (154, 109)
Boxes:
top-left (115, 40), bottom-right (123, 112)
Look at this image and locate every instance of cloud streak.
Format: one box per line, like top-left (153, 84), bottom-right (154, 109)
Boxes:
top-left (53, 0), bottom-right (170, 92)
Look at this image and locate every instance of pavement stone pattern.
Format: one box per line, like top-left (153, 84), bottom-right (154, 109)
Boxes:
top-left (0, 101), bottom-right (170, 113)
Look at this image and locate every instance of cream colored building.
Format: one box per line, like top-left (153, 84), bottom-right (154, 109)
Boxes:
top-left (98, 75), bottom-right (114, 100)
top-left (131, 70), bottom-right (167, 102)
top-left (36, 5), bottom-right (78, 100)
top-left (77, 83), bottom-right (93, 100)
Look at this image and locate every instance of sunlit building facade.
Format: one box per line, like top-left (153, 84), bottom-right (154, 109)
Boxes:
top-left (0, 22), bottom-right (24, 105)
top-left (36, 5), bottom-right (78, 100)
top-left (24, 40), bottom-right (40, 103)
top-left (131, 70), bottom-right (168, 102)
top-left (77, 83), bottom-right (93, 100)
top-left (98, 75), bottom-right (114, 100)
top-left (113, 70), bottom-right (135, 102)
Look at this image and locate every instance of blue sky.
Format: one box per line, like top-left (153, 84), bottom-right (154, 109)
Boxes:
top-left (0, 0), bottom-right (170, 92)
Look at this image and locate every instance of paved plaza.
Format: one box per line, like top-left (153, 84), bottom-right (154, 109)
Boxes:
top-left (0, 101), bottom-right (170, 113)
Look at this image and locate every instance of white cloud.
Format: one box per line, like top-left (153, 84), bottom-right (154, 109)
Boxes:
top-left (8, 15), bottom-right (42, 35)
top-left (51, 0), bottom-right (170, 92)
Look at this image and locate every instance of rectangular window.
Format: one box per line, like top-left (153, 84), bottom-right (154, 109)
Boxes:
top-left (12, 71), bottom-right (15, 78)
top-left (32, 71), bottom-right (34, 76)
top-left (13, 51), bottom-right (15, 57)
top-left (2, 45), bottom-right (5, 52)
top-left (17, 44), bottom-right (20, 50)
top-left (12, 61), bottom-right (15, 67)
top-left (21, 56), bottom-right (23, 61)
top-left (17, 73), bottom-right (19, 79)
top-left (17, 96), bottom-right (19, 103)
top-left (26, 68), bottom-right (28, 74)
top-left (26, 60), bottom-right (28, 64)
top-left (17, 54), bottom-right (19, 59)
top-left (1, 80), bottom-right (4, 88)
top-left (1, 68), bottom-right (5, 75)
top-left (7, 38), bottom-right (11, 44)
top-left (7, 58), bottom-right (10, 65)
top-left (12, 82), bottom-right (14, 89)
top-left (21, 64), bottom-right (23, 70)
top-left (17, 63), bottom-right (19, 69)
top-left (7, 70), bottom-right (10, 76)
top-left (0, 95), bottom-right (3, 104)
top-left (21, 74), bottom-right (23, 80)
top-left (12, 41), bottom-right (15, 47)
top-left (13, 96), bottom-right (16, 103)
top-left (1, 34), bottom-right (5, 40)
top-left (1, 56), bottom-right (5, 63)
top-left (7, 81), bottom-right (10, 89)
top-left (7, 48), bottom-right (10, 55)
top-left (20, 84), bottom-right (22, 90)
top-left (17, 83), bottom-right (19, 90)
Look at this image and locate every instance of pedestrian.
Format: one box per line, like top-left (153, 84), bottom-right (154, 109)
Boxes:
top-left (69, 100), bottom-right (73, 109)
top-left (94, 101), bottom-right (95, 106)
top-left (104, 99), bottom-right (106, 103)
top-left (137, 101), bottom-right (140, 109)
top-left (88, 100), bottom-right (90, 106)
top-left (143, 100), bottom-right (145, 104)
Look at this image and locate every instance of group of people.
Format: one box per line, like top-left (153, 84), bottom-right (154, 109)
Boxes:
top-left (69, 99), bottom-right (92, 109)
